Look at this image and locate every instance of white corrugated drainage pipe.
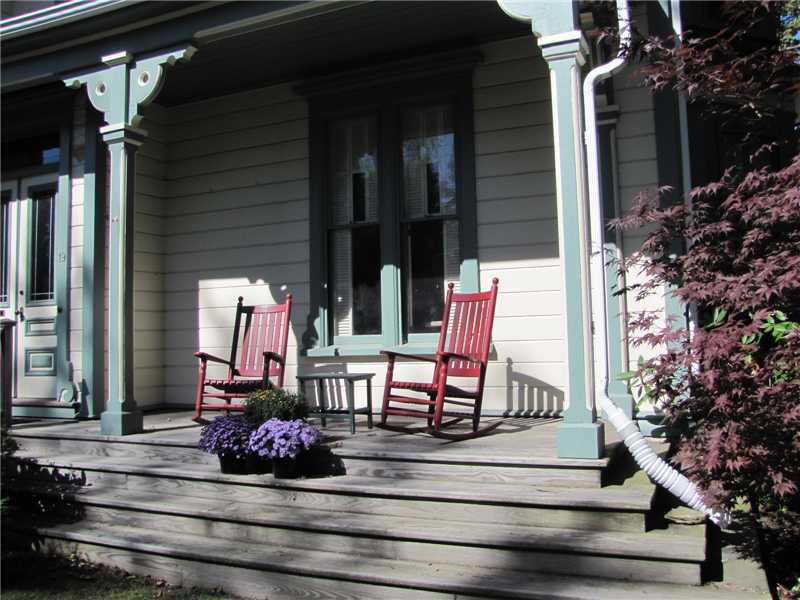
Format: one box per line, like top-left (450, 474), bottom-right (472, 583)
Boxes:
top-left (582, 0), bottom-right (729, 528)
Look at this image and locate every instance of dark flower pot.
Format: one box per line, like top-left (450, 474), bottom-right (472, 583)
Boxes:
top-left (218, 453), bottom-right (251, 474)
top-left (272, 457), bottom-right (299, 479)
top-left (248, 454), bottom-right (272, 474)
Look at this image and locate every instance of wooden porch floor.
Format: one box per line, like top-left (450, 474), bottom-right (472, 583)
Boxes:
top-left (10, 410), bottom-right (622, 466)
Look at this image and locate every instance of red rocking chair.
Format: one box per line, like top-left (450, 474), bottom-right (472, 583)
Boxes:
top-left (379, 278), bottom-right (500, 440)
top-left (193, 294), bottom-right (292, 422)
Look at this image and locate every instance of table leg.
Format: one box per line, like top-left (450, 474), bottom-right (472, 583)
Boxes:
top-left (316, 379), bottom-right (327, 428)
top-left (346, 379), bottom-right (356, 435)
top-left (366, 378), bottom-right (373, 429)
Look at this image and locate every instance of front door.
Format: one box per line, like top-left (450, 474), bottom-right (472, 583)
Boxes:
top-left (1, 174), bottom-right (60, 404)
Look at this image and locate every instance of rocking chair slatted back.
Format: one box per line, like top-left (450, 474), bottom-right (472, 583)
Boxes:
top-left (230, 295), bottom-right (292, 386)
top-left (438, 280), bottom-right (499, 379)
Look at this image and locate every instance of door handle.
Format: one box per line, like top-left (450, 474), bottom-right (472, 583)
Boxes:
top-left (15, 307), bottom-right (24, 321)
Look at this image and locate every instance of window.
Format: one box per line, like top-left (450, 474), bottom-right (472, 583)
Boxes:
top-left (29, 188), bottom-right (56, 303)
top-left (306, 66), bottom-right (479, 355)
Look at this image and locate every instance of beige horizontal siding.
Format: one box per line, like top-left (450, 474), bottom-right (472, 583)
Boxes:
top-left (159, 81), bottom-right (310, 408)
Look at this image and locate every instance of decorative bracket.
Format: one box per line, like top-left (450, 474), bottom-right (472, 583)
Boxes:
top-left (64, 45), bottom-right (196, 130)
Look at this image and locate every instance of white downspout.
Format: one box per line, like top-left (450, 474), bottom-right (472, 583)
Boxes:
top-left (582, 0), bottom-right (729, 527)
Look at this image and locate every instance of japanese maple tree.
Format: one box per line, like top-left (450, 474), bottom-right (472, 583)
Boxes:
top-left (614, 1), bottom-right (800, 596)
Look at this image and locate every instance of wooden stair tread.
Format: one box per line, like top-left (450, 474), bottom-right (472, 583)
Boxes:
top-left (27, 482), bottom-right (704, 562)
top-left (23, 522), bottom-right (748, 600)
top-left (12, 429), bottom-right (614, 468)
top-left (13, 452), bottom-right (654, 510)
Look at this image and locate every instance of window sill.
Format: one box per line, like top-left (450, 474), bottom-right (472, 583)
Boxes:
top-left (306, 342), bottom-right (439, 358)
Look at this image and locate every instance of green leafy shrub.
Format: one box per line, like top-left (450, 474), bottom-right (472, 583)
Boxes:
top-left (244, 388), bottom-right (308, 423)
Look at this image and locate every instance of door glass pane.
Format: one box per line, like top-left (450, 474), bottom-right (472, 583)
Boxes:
top-left (402, 105), bottom-right (456, 218)
top-left (1, 192), bottom-right (9, 305)
top-left (29, 189), bottom-right (55, 302)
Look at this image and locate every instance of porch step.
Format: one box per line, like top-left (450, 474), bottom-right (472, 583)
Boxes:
top-left (13, 433), bottom-right (606, 488)
top-left (6, 481), bottom-right (704, 584)
top-left (11, 452), bottom-right (653, 533)
top-left (8, 522), bottom-right (751, 600)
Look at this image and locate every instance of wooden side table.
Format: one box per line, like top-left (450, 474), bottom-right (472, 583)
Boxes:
top-left (296, 372), bottom-right (374, 435)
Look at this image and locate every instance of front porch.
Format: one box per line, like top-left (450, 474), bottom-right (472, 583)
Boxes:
top-left (4, 410), bottom-right (747, 599)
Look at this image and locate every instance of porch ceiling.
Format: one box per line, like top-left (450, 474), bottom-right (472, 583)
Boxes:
top-left (158, 1), bottom-right (529, 106)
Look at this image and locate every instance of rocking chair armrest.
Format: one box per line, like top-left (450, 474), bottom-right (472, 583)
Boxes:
top-left (194, 352), bottom-right (231, 366)
top-left (437, 351), bottom-right (475, 363)
top-left (262, 351), bottom-right (285, 364)
top-left (380, 350), bottom-right (438, 363)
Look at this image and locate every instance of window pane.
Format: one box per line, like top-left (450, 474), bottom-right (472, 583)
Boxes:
top-left (1, 193), bottom-right (9, 305)
top-left (405, 220), bottom-right (460, 334)
top-left (402, 105), bottom-right (456, 219)
top-left (329, 117), bottom-right (378, 226)
top-left (331, 226), bottom-right (381, 336)
top-left (29, 190), bottom-right (55, 302)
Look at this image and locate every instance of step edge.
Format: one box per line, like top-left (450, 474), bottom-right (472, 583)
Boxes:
top-left (18, 524), bottom-right (728, 600)
top-left (9, 456), bottom-right (653, 511)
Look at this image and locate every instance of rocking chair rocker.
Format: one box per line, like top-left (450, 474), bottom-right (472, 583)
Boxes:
top-left (193, 294), bottom-right (292, 423)
top-left (379, 278), bottom-right (500, 440)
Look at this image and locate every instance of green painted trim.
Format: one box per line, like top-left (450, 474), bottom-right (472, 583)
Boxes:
top-left (636, 410), bottom-right (669, 437)
top-left (547, 52), bottom-right (593, 421)
top-left (12, 405), bottom-right (78, 419)
top-left (333, 334), bottom-right (384, 346)
top-left (541, 36), bottom-right (605, 458)
top-left (456, 75), bottom-right (479, 294)
top-left (307, 341), bottom-right (439, 359)
top-left (103, 129), bottom-right (143, 434)
top-left (55, 119), bottom-right (72, 402)
top-left (24, 347), bottom-right (56, 376)
top-left (378, 103), bottom-right (402, 348)
top-left (556, 422), bottom-right (605, 459)
top-left (598, 120), bottom-right (634, 419)
top-left (24, 317), bottom-right (56, 337)
top-left (81, 108), bottom-right (105, 419)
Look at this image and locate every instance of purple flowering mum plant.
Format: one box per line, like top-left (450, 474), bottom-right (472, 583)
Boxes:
top-left (198, 415), bottom-right (257, 459)
top-left (248, 418), bottom-right (321, 460)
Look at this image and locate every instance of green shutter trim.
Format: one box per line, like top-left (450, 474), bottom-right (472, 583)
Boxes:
top-left (80, 108), bottom-right (106, 419)
top-left (598, 116), bottom-right (634, 419)
top-left (55, 120), bottom-right (74, 403)
top-left (540, 34), bottom-right (604, 459)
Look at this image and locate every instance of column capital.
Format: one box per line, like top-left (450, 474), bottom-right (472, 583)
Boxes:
top-left (64, 44), bottom-right (195, 129)
top-left (100, 123), bottom-right (147, 146)
top-left (537, 31), bottom-right (589, 64)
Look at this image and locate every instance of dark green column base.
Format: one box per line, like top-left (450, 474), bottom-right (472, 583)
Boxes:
top-left (557, 421), bottom-right (605, 459)
top-left (100, 409), bottom-right (143, 436)
top-left (636, 410), bottom-right (668, 438)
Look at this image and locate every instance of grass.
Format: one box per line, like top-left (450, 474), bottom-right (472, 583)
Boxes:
top-left (1, 551), bottom-right (244, 600)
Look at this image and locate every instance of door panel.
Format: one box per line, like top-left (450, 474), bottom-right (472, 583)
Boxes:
top-left (2, 174), bottom-right (60, 401)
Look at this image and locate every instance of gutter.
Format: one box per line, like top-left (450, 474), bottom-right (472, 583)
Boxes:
top-left (582, 0), bottom-right (728, 527)
top-left (0, 0), bottom-right (140, 39)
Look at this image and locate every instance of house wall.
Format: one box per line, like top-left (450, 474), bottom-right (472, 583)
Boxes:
top-left (151, 36), bottom-right (568, 415)
top-left (134, 106), bottom-right (168, 409)
top-left (159, 83), bottom-right (309, 405)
